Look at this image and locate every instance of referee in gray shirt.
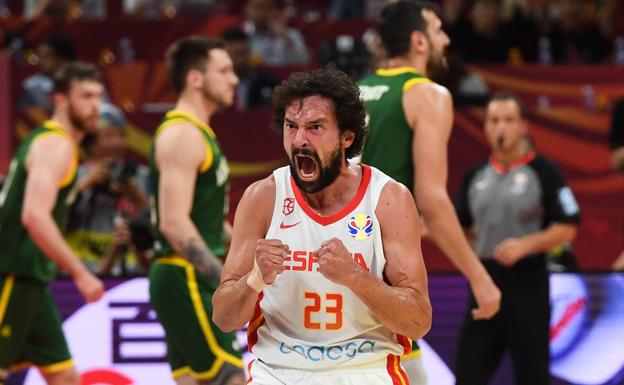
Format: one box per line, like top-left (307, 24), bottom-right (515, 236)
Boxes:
top-left (454, 91), bottom-right (580, 385)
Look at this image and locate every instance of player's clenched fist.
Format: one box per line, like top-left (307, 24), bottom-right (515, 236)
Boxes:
top-left (246, 239), bottom-right (290, 292)
top-left (316, 238), bottom-right (363, 286)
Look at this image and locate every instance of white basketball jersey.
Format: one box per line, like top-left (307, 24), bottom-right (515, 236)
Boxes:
top-left (247, 165), bottom-right (412, 370)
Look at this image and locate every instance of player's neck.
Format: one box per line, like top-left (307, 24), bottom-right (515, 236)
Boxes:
top-left (386, 56), bottom-right (427, 76)
top-left (175, 92), bottom-right (216, 125)
top-left (299, 164), bottom-right (361, 216)
top-left (50, 111), bottom-right (84, 143)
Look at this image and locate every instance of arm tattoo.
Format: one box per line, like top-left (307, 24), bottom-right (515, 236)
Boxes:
top-left (179, 237), bottom-right (223, 281)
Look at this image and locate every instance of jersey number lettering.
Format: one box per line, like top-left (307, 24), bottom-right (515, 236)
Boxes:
top-left (304, 292), bottom-right (343, 330)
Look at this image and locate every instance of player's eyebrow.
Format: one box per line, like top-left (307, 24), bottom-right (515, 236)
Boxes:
top-left (308, 118), bottom-right (328, 125)
top-left (284, 117), bottom-right (298, 125)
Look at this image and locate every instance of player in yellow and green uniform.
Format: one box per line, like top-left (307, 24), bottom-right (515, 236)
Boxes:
top-left (0, 62), bottom-right (104, 385)
top-left (359, 2), bottom-right (502, 384)
top-left (148, 36), bottom-right (244, 385)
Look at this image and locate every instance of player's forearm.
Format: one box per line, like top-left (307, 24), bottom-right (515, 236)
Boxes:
top-left (520, 223), bottom-right (577, 256)
top-left (349, 273), bottom-right (431, 340)
top-left (212, 274), bottom-right (261, 332)
top-left (22, 211), bottom-right (88, 277)
top-left (160, 217), bottom-right (223, 280)
top-left (419, 193), bottom-right (487, 282)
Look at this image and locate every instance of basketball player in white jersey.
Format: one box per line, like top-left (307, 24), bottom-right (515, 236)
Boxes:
top-left (213, 68), bottom-right (431, 384)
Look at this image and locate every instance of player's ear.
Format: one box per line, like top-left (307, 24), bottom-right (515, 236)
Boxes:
top-left (53, 91), bottom-right (68, 111)
top-left (187, 69), bottom-right (203, 90)
top-left (342, 130), bottom-right (355, 149)
top-left (411, 30), bottom-right (427, 54)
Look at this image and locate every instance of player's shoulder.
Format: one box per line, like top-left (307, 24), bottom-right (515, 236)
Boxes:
top-left (405, 80), bottom-right (451, 100)
top-left (30, 130), bottom-right (74, 156)
top-left (377, 179), bottom-right (414, 211)
top-left (156, 120), bottom-right (203, 143)
top-left (154, 120), bottom-right (205, 159)
top-left (242, 174), bottom-right (277, 205)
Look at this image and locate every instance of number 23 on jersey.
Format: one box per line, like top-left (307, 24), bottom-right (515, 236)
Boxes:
top-left (304, 292), bottom-right (343, 330)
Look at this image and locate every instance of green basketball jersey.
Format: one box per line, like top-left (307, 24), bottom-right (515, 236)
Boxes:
top-left (359, 67), bottom-right (431, 192)
top-left (149, 110), bottom-right (230, 260)
top-left (0, 121), bottom-right (79, 283)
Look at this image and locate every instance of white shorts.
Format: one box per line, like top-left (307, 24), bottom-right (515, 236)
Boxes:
top-left (246, 357), bottom-right (410, 385)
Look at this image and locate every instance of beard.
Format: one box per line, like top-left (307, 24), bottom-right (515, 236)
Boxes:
top-left (425, 36), bottom-right (448, 78)
top-left (290, 145), bottom-right (343, 194)
top-left (68, 104), bottom-right (91, 132)
top-left (202, 78), bottom-right (232, 109)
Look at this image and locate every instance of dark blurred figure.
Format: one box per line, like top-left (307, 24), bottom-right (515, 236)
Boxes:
top-left (243, 0), bottom-right (310, 66)
top-left (610, 98), bottom-right (624, 171)
top-left (23, 0), bottom-right (106, 20)
top-left (329, 0), bottom-right (364, 20)
top-left (539, 0), bottom-right (610, 63)
top-left (435, 50), bottom-right (489, 107)
top-left (66, 107), bottom-right (150, 276)
top-left (221, 26), bottom-right (280, 110)
top-left (447, 0), bottom-right (527, 63)
top-left (609, 98), bottom-right (624, 270)
top-left (20, 35), bottom-right (76, 113)
top-left (319, 34), bottom-right (371, 81)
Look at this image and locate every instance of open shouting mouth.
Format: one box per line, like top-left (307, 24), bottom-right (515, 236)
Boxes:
top-left (293, 152), bottom-right (319, 181)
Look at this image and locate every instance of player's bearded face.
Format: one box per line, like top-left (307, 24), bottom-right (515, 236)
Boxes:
top-left (67, 98), bottom-right (99, 133)
top-left (290, 143), bottom-right (342, 193)
top-left (425, 33), bottom-right (448, 75)
top-left (202, 77), bottom-right (231, 108)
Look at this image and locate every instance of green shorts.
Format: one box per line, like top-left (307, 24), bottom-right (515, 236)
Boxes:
top-left (0, 274), bottom-right (73, 374)
top-left (149, 256), bottom-right (243, 380)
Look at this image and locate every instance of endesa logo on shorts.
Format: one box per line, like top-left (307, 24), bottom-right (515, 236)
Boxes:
top-left (279, 340), bottom-right (376, 361)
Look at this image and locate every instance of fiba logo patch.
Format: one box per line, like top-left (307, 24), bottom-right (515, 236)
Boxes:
top-left (347, 214), bottom-right (373, 240)
top-left (283, 198), bottom-right (295, 215)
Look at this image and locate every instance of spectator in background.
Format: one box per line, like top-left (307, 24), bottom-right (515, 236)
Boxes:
top-left (540, 0), bottom-right (609, 63)
top-left (454, 91), bottom-right (580, 385)
top-left (329, 0), bottom-right (365, 20)
top-left (24, 0), bottom-right (106, 19)
top-left (66, 105), bottom-right (150, 276)
top-left (20, 35), bottom-right (76, 113)
top-left (243, 0), bottom-right (310, 66)
top-left (609, 98), bottom-right (624, 271)
top-left (222, 26), bottom-right (280, 110)
top-left (447, 0), bottom-right (526, 63)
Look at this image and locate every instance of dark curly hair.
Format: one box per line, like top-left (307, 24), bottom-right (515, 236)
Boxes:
top-left (271, 68), bottom-right (367, 160)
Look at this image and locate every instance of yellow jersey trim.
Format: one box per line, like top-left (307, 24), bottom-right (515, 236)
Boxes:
top-left (38, 359), bottom-right (75, 374)
top-left (155, 112), bottom-right (214, 173)
top-left (401, 348), bottom-right (423, 360)
top-left (184, 263), bottom-right (244, 375)
top-left (155, 253), bottom-right (244, 377)
top-left (154, 255), bottom-right (192, 268)
top-left (172, 366), bottom-right (192, 378)
top-left (12, 359), bottom-right (75, 374)
top-left (0, 274), bottom-right (15, 325)
top-left (403, 77), bottom-right (432, 92)
top-left (37, 121), bottom-right (78, 187)
top-left (376, 67), bottom-right (423, 77)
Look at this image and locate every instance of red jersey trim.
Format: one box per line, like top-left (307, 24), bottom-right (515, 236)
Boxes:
top-left (396, 334), bottom-right (412, 355)
top-left (247, 292), bottom-right (265, 353)
top-left (386, 354), bottom-right (409, 385)
top-left (245, 360), bottom-right (254, 385)
top-left (489, 151), bottom-right (536, 174)
top-left (290, 164), bottom-right (372, 226)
